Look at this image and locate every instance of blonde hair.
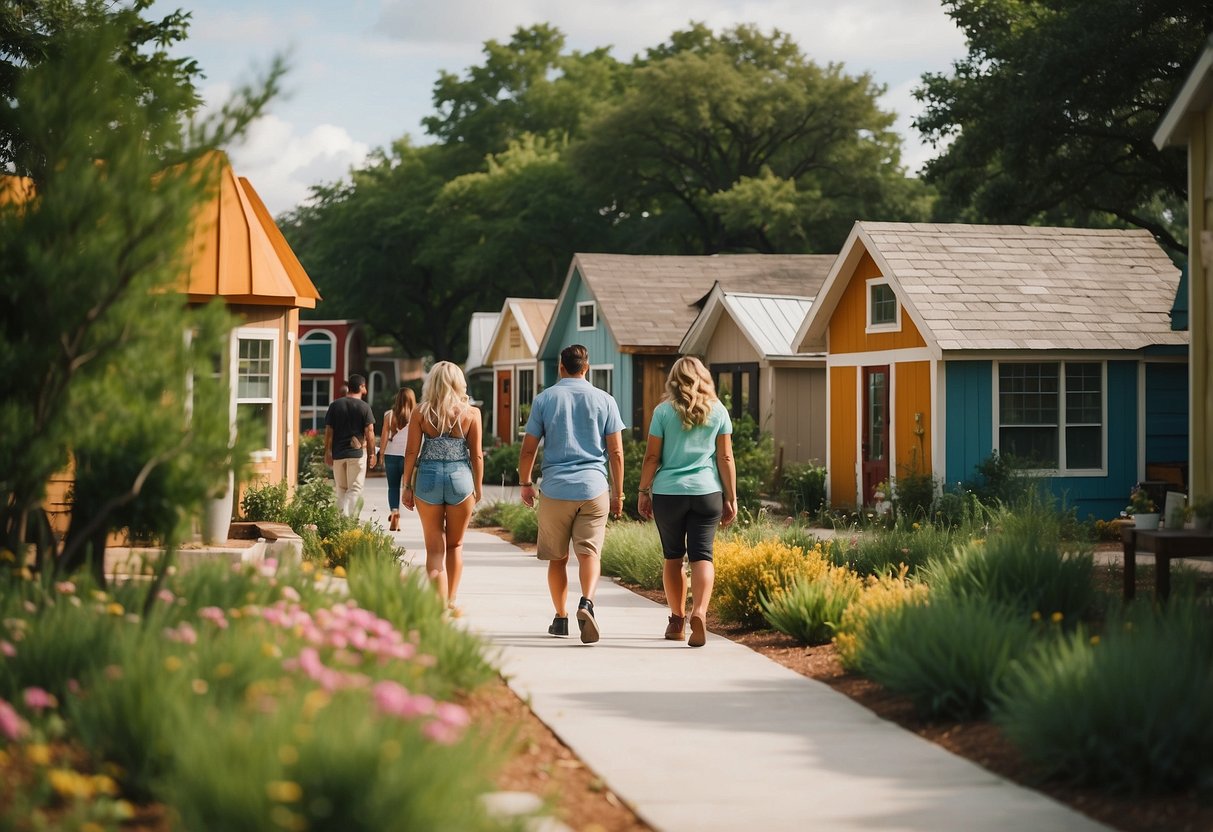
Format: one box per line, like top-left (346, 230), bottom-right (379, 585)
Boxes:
top-left (388, 387), bottom-right (416, 439)
top-left (418, 361), bottom-right (469, 435)
top-left (665, 356), bottom-right (717, 429)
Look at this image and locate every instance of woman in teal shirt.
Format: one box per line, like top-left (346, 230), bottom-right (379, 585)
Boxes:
top-left (637, 357), bottom-right (737, 647)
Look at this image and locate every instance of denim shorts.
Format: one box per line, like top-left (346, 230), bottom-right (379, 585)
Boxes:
top-left (415, 459), bottom-right (474, 505)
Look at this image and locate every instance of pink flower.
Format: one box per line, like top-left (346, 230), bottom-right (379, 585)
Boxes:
top-left (23, 687), bottom-right (58, 712)
top-left (0, 700), bottom-right (28, 741)
top-left (422, 720), bottom-right (461, 745)
top-left (434, 702), bottom-right (470, 729)
top-left (163, 622), bottom-right (198, 645)
top-left (281, 586), bottom-right (300, 602)
top-left (157, 589), bottom-right (175, 604)
top-left (0, 641), bottom-right (14, 658)
top-left (198, 607), bottom-right (229, 629)
top-left (53, 581), bottom-right (76, 595)
top-left (372, 680), bottom-right (411, 716)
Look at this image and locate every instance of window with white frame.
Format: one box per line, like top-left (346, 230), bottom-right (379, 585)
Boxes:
top-left (589, 365), bottom-right (612, 393)
top-left (299, 330), bottom-right (335, 372)
top-left (237, 334), bottom-right (276, 453)
top-left (997, 361), bottom-right (1103, 472)
top-left (577, 301), bottom-right (597, 331)
top-left (867, 280), bottom-right (899, 330)
top-left (300, 377), bottom-right (332, 433)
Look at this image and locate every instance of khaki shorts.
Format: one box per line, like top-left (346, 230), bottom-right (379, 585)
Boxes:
top-left (536, 491), bottom-right (610, 561)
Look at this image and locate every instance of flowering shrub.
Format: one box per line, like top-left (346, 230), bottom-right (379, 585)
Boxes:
top-left (711, 539), bottom-right (833, 627)
top-left (834, 566), bottom-right (928, 669)
top-left (1126, 486), bottom-right (1155, 515)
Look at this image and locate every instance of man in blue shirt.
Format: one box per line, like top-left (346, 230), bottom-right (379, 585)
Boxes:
top-left (518, 344), bottom-right (625, 643)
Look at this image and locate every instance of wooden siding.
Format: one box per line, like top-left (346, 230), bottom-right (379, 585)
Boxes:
top-left (1191, 107), bottom-right (1211, 495)
top-left (772, 367), bottom-right (826, 466)
top-left (486, 318), bottom-right (533, 363)
top-left (829, 366), bottom-right (858, 506)
top-left (828, 253), bottom-right (927, 354)
top-left (944, 361), bottom-right (993, 487)
top-left (542, 271), bottom-right (630, 422)
top-left (703, 314), bottom-right (753, 364)
top-left (1145, 362), bottom-right (1190, 464)
top-left (894, 361), bottom-right (932, 478)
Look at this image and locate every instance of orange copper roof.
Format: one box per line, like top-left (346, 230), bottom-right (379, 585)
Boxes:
top-left (181, 153), bottom-right (320, 308)
top-left (1, 154), bottom-right (320, 309)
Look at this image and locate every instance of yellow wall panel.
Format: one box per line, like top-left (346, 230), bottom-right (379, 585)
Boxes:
top-left (829, 252), bottom-right (927, 353)
top-left (894, 360), bottom-right (931, 478)
top-left (830, 366), bottom-right (858, 507)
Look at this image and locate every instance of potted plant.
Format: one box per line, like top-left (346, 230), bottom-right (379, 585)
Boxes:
top-left (1126, 486), bottom-right (1159, 530)
top-left (1190, 495), bottom-right (1213, 532)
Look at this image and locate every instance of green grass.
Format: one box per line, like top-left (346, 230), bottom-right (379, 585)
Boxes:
top-left (601, 521), bottom-right (664, 589)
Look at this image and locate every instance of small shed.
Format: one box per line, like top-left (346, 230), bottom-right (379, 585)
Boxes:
top-left (795, 221), bottom-right (1188, 518)
top-left (297, 320), bottom-right (367, 432)
top-left (483, 298), bottom-right (557, 444)
top-left (538, 254), bottom-right (834, 436)
top-left (680, 285), bottom-right (824, 466)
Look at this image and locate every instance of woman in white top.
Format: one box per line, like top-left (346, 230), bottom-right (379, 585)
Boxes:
top-left (379, 387), bottom-right (415, 531)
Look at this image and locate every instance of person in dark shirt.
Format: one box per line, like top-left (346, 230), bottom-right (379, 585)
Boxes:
top-left (324, 374), bottom-right (376, 517)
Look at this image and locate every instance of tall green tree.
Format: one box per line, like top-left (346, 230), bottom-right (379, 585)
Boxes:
top-left (571, 24), bottom-right (932, 254)
top-left (914, 0), bottom-right (1213, 256)
top-left (0, 15), bottom-right (278, 583)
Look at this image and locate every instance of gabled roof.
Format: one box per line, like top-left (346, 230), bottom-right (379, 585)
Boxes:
top-left (486, 298), bottom-right (557, 360)
top-left (183, 154), bottom-right (320, 308)
top-left (541, 253), bottom-right (836, 355)
top-left (795, 222), bottom-right (1186, 354)
top-left (1154, 33), bottom-right (1213, 148)
top-left (464, 311), bottom-right (500, 374)
top-left (681, 284), bottom-right (821, 363)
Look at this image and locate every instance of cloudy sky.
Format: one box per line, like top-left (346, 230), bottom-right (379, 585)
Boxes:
top-left (153, 0), bottom-right (968, 216)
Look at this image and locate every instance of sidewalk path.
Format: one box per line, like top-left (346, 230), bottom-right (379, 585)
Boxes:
top-left (360, 478), bottom-right (1107, 832)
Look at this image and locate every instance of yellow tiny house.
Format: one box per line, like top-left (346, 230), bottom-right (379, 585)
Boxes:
top-left (483, 298), bottom-right (556, 444)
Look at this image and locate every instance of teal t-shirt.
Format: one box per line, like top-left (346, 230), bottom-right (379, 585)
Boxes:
top-left (649, 400), bottom-right (732, 496)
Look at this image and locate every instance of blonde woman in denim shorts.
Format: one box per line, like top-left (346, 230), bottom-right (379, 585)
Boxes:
top-left (401, 361), bottom-right (484, 614)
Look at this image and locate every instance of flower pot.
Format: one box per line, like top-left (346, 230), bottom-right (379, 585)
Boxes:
top-left (1132, 513), bottom-right (1160, 531)
top-left (203, 472), bottom-right (235, 544)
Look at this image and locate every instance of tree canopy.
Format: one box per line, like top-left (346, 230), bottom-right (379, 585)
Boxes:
top-left (914, 0), bottom-right (1213, 256)
top-left (287, 22), bottom-right (932, 360)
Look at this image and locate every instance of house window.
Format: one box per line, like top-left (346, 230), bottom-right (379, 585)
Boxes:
top-left (577, 301), bottom-right (597, 331)
top-left (712, 362), bottom-right (759, 425)
top-left (589, 365), bottom-right (612, 393)
top-left (299, 330), bottom-right (336, 372)
top-left (867, 280), bottom-right (899, 331)
top-left (301, 377), bottom-right (331, 433)
top-left (237, 334), bottom-right (276, 453)
top-left (517, 367), bottom-right (536, 408)
top-left (997, 361), bottom-right (1104, 472)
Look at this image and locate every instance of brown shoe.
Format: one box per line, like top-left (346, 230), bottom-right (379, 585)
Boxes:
top-left (389, 512), bottom-right (399, 532)
top-left (665, 614), bottom-right (686, 641)
top-left (688, 615), bottom-right (707, 647)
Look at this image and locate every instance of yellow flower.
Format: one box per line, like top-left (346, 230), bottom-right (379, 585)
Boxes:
top-left (262, 642), bottom-right (282, 658)
top-left (215, 662), bottom-right (235, 678)
top-left (1089, 635), bottom-right (1101, 646)
top-left (191, 679), bottom-right (209, 695)
top-left (332, 566), bottom-right (347, 578)
top-left (302, 689), bottom-right (331, 720)
top-left (113, 800), bottom-right (135, 819)
top-left (105, 602), bottom-right (125, 616)
top-left (164, 656), bottom-right (183, 672)
top-left (1050, 611), bottom-right (1064, 624)
top-left (0, 549), bottom-right (15, 563)
top-left (911, 522), bottom-right (921, 530)
top-left (49, 768), bottom-right (93, 798)
top-left (266, 780), bottom-right (303, 803)
top-left (1030, 611), bottom-right (1042, 622)
top-left (277, 745), bottom-right (299, 765)
top-left (90, 774), bottom-right (119, 796)
top-left (300, 561), bottom-right (315, 574)
top-left (25, 743), bottom-right (52, 766)
top-left (230, 608), bottom-right (243, 619)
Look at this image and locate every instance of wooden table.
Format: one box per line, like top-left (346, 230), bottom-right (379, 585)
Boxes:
top-left (1120, 527), bottom-right (1213, 600)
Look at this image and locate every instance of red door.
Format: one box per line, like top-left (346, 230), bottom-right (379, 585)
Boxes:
top-left (496, 370), bottom-right (512, 444)
top-left (861, 365), bottom-right (890, 505)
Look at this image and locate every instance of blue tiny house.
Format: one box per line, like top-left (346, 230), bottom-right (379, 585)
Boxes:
top-left (795, 222), bottom-right (1189, 518)
top-left (538, 253), bottom-right (834, 435)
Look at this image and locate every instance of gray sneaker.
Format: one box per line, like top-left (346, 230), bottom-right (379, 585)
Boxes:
top-left (575, 597), bottom-right (600, 644)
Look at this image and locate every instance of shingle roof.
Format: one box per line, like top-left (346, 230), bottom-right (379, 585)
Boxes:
top-left (857, 222), bottom-right (1186, 352)
top-left (573, 254), bottom-right (835, 349)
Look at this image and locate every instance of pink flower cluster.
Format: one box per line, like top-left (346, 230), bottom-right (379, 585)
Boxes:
top-left (283, 647), bottom-right (371, 692)
top-left (23, 687), bottom-right (58, 712)
top-left (162, 622), bottom-right (198, 645)
top-left (260, 599), bottom-right (418, 665)
top-left (371, 680), bottom-right (470, 744)
top-left (197, 607), bottom-right (230, 630)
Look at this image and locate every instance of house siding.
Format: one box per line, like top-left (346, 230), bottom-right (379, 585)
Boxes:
top-left (542, 270), bottom-right (630, 422)
top-left (829, 366), bottom-right (859, 506)
top-left (828, 253), bottom-right (927, 354)
top-left (944, 361), bottom-right (994, 488)
top-left (894, 360), bottom-right (932, 479)
top-left (772, 367), bottom-right (826, 466)
top-left (1145, 362), bottom-right (1190, 465)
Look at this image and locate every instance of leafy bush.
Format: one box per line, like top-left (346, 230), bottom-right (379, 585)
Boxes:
top-left (297, 429), bottom-right (327, 483)
top-left (995, 600), bottom-right (1213, 792)
top-left (853, 593), bottom-right (1034, 719)
top-left (239, 479), bottom-right (288, 522)
top-left (284, 476), bottom-right (357, 541)
top-left (731, 413), bottom-right (774, 510)
top-left (483, 442), bottom-right (541, 487)
top-left (831, 519), bottom-right (965, 578)
top-left (498, 502), bottom-right (538, 544)
top-left (761, 566), bottom-right (863, 645)
top-left (834, 567), bottom-right (928, 670)
top-left (471, 500), bottom-right (509, 528)
top-left (620, 435), bottom-right (647, 520)
top-left (601, 521), bottom-right (664, 589)
top-left (779, 462), bottom-right (827, 516)
top-left (893, 469), bottom-right (935, 520)
top-left (711, 538), bottom-right (831, 627)
top-left (321, 525), bottom-right (401, 571)
top-left (966, 450), bottom-right (1034, 507)
top-left (926, 498), bottom-right (1094, 620)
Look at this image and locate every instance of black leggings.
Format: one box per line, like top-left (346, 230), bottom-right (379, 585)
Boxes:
top-left (651, 492), bottom-right (723, 563)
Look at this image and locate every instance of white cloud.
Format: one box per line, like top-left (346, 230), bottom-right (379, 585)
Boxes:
top-left (224, 114), bottom-right (370, 216)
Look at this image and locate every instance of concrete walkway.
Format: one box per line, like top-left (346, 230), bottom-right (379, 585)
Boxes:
top-left (359, 478), bottom-right (1107, 832)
